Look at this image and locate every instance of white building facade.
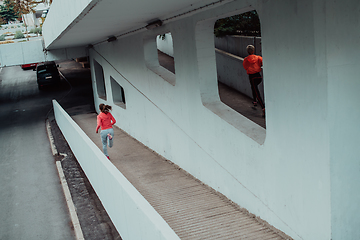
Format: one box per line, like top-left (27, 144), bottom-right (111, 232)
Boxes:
top-left (42, 0), bottom-right (360, 239)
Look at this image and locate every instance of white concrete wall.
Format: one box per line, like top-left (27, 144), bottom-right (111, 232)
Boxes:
top-left (53, 100), bottom-right (180, 240)
top-left (215, 35), bottom-right (262, 57)
top-left (325, 0), bottom-right (360, 238)
top-left (0, 40), bottom-right (45, 67)
top-left (23, 13), bottom-right (37, 27)
top-left (42, 0), bottom-right (92, 48)
top-left (44, 0), bottom-right (360, 239)
top-left (87, 1), bottom-right (335, 239)
top-left (0, 39), bottom-right (87, 67)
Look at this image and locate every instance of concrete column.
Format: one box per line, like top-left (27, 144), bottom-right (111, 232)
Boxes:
top-left (326, 1), bottom-right (360, 239)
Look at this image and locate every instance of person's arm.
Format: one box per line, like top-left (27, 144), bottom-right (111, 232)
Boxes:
top-left (96, 116), bottom-right (101, 133)
top-left (110, 113), bottom-right (116, 125)
top-left (243, 58), bottom-right (248, 71)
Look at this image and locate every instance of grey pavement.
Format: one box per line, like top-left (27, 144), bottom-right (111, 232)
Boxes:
top-left (0, 60), bottom-right (121, 240)
top-left (0, 66), bottom-right (74, 240)
top-left (70, 113), bottom-right (290, 239)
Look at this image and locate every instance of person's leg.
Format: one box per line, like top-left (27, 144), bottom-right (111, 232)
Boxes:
top-left (100, 130), bottom-right (108, 156)
top-left (249, 75), bottom-right (258, 104)
top-left (250, 73), bottom-right (265, 109)
top-left (107, 128), bottom-right (114, 148)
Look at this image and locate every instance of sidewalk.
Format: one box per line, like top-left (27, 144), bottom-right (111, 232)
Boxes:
top-left (70, 112), bottom-right (289, 239)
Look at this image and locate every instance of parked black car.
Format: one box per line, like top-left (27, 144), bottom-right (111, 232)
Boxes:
top-left (36, 61), bottom-right (61, 90)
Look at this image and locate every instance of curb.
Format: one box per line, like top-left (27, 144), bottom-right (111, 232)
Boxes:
top-left (46, 120), bottom-right (58, 156)
top-left (46, 119), bottom-right (84, 240)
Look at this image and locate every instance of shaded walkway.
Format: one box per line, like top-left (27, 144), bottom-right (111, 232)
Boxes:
top-left (71, 113), bottom-right (289, 239)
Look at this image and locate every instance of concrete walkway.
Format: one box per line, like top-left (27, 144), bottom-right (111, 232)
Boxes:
top-left (71, 113), bottom-right (289, 239)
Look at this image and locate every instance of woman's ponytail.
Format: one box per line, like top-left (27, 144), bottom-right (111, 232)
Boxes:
top-left (99, 103), bottom-right (112, 113)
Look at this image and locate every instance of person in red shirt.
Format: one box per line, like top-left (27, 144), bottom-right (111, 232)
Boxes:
top-left (96, 103), bottom-right (116, 159)
top-left (243, 45), bottom-right (265, 116)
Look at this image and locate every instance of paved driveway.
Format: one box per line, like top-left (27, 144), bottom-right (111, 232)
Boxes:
top-left (0, 65), bottom-right (74, 240)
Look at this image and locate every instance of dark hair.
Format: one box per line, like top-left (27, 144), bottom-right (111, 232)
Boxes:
top-left (99, 103), bottom-right (112, 113)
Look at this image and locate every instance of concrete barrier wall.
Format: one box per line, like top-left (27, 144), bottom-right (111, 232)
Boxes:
top-left (0, 40), bottom-right (45, 67)
top-left (52, 100), bottom-right (180, 240)
top-left (214, 35), bottom-right (262, 57)
top-left (156, 33), bottom-right (262, 59)
top-left (0, 39), bottom-right (87, 67)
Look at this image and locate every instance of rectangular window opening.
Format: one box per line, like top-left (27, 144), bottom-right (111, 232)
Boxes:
top-left (93, 60), bottom-right (107, 100)
top-left (111, 76), bottom-right (126, 109)
top-left (156, 33), bottom-right (175, 74)
top-left (214, 10), bottom-right (266, 129)
top-left (144, 32), bottom-right (176, 85)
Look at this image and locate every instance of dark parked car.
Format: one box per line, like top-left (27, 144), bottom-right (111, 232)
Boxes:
top-left (36, 61), bottom-right (61, 90)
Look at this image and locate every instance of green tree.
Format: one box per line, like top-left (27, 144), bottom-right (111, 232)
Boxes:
top-left (9, 0), bottom-right (45, 40)
top-left (11, 0), bottom-right (44, 16)
top-left (214, 11), bottom-right (261, 37)
top-left (0, 0), bottom-right (19, 23)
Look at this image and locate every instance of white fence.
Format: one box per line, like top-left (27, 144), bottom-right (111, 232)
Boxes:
top-left (53, 100), bottom-right (180, 240)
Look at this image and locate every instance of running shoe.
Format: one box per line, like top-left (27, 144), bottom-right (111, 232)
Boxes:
top-left (107, 133), bottom-right (112, 140)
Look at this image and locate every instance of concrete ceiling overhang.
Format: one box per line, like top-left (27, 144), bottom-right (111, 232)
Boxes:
top-left (44, 0), bottom-right (230, 50)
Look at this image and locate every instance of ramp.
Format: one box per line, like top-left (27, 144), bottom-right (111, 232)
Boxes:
top-left (71, 113), bottom-right (290, 239)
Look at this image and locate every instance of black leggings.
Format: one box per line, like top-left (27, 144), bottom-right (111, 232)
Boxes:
top-left (249, 72), bottom-right (265, 109)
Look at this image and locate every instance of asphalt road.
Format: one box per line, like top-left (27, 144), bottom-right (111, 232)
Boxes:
top-left (0, 65), bottom-right (74, 239)
top-left (0, 61), bottom-right (121, 240)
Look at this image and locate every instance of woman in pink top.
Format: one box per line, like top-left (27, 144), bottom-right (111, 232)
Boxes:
top-left (96, 103), bottom-right (116, 159)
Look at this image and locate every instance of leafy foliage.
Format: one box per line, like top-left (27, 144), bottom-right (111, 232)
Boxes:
top-left (158, 34), bottom-right (166, 40)
top-left (214, 11), bottom-right (261, 37)
top-left (0, 34), bottom-right (6, 41)
top-left (0, 0), bottom-right (49, 24)
top-left (11, 0), bottom-right (44, 16)
top-left (29, 26), bottom-right (41, 34)
top-left (14, 30), bottom-right (24, 39)
top-left (0, 0), bottom-right (19, 22)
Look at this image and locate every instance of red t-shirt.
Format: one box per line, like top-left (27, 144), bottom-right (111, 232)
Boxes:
top-left (243, 54), bottom-right (263, 74)
top-left (96, 112), bottom-right (116, 132)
